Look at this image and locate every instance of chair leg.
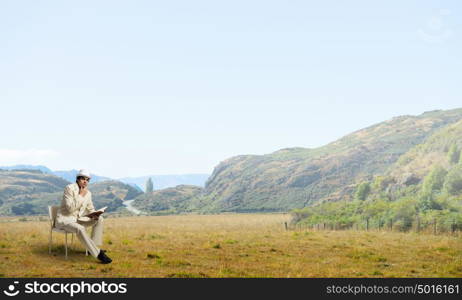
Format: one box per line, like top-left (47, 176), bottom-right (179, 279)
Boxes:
top-left (49, 229), bottom-right (52, 254)
top-left (65, 233), bottom-right (68, 259)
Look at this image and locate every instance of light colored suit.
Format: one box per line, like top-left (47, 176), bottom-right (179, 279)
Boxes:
top-left (56, 183), bottom-right (104, 258)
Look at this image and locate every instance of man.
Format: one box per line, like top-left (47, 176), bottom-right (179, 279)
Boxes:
top-left (55, 169), bottom-right (112, 264)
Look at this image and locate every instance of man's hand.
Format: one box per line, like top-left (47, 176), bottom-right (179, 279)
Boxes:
top-left (80, 186), bottom-right (88, 197)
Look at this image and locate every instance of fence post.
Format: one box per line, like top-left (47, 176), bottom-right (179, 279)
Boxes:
top-left (366, 218), bottom-right (369, 231)
top-left (433, 218), bottom-right (437, 235)
top-left (389, 219), bottom-right (393, 232)
top-left (284, 222), bottom-right (288, 231)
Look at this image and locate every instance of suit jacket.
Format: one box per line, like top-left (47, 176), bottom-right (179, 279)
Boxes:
top-left (56, 183), bottom-right (96, 226)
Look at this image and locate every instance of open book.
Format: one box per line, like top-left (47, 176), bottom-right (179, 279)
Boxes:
top-left (85, 206), bottom-right (108, 218)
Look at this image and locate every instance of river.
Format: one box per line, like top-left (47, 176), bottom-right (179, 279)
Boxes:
top-left (122, 199), bottom-right (144, 215)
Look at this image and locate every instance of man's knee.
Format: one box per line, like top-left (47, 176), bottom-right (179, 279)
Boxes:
top-left (75, 224), bottom-right (86, 234)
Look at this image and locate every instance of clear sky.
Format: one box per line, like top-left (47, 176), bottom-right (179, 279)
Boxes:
top-left (0, 0), bottom-right (461, 178)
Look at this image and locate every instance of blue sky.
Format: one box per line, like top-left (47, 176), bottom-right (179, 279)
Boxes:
top-left (0, 0), bottom-right (460, 178)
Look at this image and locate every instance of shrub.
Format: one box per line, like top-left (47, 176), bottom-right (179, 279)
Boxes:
top-left (355, 182), bottom-right (371, 201)
top-left (443, 165), bottom-right (462, 196)
top-left (391, 197), bottom-right (417, 231)
top-left (448, 144), bottom-right (460, 165)
top-left (422, 166), bottom-right (447, 194)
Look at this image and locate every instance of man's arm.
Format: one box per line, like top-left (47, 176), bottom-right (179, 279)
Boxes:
top-left (61, 185), bottom-right (76, 213)
top-left (84, 192), bottom-right (99, 219)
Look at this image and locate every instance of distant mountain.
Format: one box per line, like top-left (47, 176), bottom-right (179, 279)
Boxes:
top-left (53, 169), bottom-right (111, 183)
top-left (0, 165), bottom-right (209, 191)
top-left (0, 165), bottom-right (111, 183)
top-left (126, 183), bottom-right (144, 193)
top-left (118, 174), bottom-right (210, 192)
top-left (133, 185), bottom-right (203, 214)
top-left (0, 165), bottom-right (53, 174)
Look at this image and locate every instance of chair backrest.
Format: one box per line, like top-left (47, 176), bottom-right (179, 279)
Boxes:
top-left (48, 206), bottom-right (60, 228)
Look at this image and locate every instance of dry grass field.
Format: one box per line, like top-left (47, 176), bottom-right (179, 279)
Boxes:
top-left (1, 213), bottom-right (462, 278)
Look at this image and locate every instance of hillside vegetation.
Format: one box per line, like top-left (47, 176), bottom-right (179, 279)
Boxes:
top-left (203, 109), bottom-right (462, 212)
top-left (88, 180), bottom-right (144, 212)
top-left (292, 119), bottom-right (462, 232)
top-left (0, 170), bottom-right (69, 216)
top-left (133, 185), bottom-right (202, 215)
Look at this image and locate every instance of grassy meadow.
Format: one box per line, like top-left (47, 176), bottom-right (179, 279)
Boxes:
top-left (1, 213), bottom-right (462, 278)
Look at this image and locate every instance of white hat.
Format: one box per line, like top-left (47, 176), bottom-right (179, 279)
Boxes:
top-left (76, 169), bottom-right (92, 179)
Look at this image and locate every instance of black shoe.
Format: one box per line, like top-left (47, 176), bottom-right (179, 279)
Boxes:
top-left (97, 250), bottom-right (112, 264)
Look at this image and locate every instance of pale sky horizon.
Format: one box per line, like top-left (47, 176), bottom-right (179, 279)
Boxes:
top-left (1, 1), bottom-right (461, 178)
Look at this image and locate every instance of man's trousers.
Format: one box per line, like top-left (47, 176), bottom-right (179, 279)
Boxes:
top-left (57, 216), bottom-right (104, 258)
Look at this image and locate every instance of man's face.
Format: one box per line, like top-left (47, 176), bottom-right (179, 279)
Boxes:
top-left (77, 176), bottom-right (90, 188)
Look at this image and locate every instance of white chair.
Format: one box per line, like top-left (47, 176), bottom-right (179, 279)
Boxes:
top-left (48, 206), bottom-right (88, 259)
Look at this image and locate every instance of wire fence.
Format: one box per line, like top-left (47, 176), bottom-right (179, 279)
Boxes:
top-left (285, 217), bottom-right (462, 237)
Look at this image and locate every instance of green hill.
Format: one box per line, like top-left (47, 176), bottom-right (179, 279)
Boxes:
top-left (133, 185), bottom-right (203, 214)
top-left (194, 108), bottom-right (462, 212)
top-left (131, 108), bottom-right (462, 215)
top-left (292, 118), bottom-right (462, 231)
top-left (89, 180), bottom-right (144, 212)
top-left (389, 119), bottom-right (462, 181)
top-left (0, 169), bottom-right (69, 215)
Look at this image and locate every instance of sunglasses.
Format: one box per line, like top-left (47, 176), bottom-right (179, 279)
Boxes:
top-left (78, 177), bottom-right (91, 182)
